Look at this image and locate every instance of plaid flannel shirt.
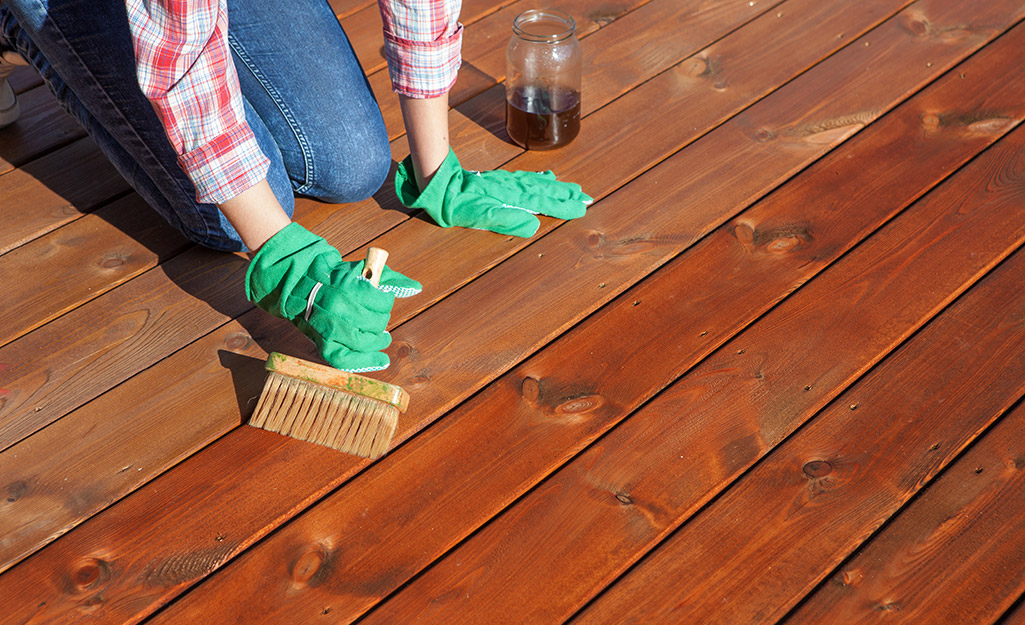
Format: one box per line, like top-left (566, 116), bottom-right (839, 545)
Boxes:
top-left (126, 0), bottom-right (462, 205)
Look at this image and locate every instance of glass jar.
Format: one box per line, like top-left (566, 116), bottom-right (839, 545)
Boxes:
top-left (505, 9), bottom-right (582, 150)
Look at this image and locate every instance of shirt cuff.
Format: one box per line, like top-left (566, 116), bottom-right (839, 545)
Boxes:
top-left (179, 123), bottom-right (271, 205)
top-left (384, 23), bottom-right (462, 99)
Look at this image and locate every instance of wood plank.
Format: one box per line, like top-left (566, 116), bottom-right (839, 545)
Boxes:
top-left (569, 239), bottom-right (1025, 625)
top-left (783, 403), bottom-right (1025, 624)
top-left (0, 137), bottom-right (131, 255)
top-left (0, 85), bottom-right (84, 175)
top-left (1, 1), bottom-right (1013, 623)
top-left (366, 0), bottom-right (932, 325)
top-left (6, 65), bottom-right (41, 94)
top-left (327, 0), bottom-right (375, 21)
top-left (0, 195), bottom-right (189, 347)
top-left (0, 0), bottom-right (678, 450)
top-left (147, 19), bottom-right (1025, 625)
top-left (1003, 599), bottom-right (1025, 625)
top-left (371, 0), bottom-right (1013, 393)
top-left (0, 248), bottom-right (250, 451)
top-left (0, 314), bottom-right (278, 573)
top-left (0, 0), bottom-right (772, 452)
top-left (357, 87), bottom-right (1025, 625)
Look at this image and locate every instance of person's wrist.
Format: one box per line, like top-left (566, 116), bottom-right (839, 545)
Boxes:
top-left (216, 178), bottom-right (292, 253)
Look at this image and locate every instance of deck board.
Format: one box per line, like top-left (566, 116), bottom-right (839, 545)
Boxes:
top-left (783, 401), bottom-right (1025, 624)
top-left (2, 0), bottom-right (1025, 623)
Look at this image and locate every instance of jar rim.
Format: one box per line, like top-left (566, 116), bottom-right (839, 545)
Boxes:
top-left (512, 9), bottom-right (576, 43)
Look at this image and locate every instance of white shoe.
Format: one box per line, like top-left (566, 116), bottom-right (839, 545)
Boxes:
top-left (0, 51), bottom-right (28, 129)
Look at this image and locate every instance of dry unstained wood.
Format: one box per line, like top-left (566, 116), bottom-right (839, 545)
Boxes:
top-left (0, 0), bottom-right (664, 494)
top-left (7, 2), bottom-right (1013, 624)
top-left (147, 18), bottom-right (1025, 624)
top-left (0, 138), bottom-right (130, 255)
top-left (0, 248), bottom-right (250, 451)
top-left (0, 314), bottom-right (277, 573)
top-left (0, 85), bottom-right (85, 175)
top-left (0, 195), bottom-right (188, 347)
top-left (783, 403), bottom-right (1025, 625)
top-left (570, 248), bottom-right (1025, 625)
top-left (359, 88), bottom-right (1025, 625)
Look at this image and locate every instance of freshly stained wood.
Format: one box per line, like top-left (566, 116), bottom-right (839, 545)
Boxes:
top-left (570, 234), bottom-right (1025, 625)
top-left (147, 16), bottom-right (1025, 624)
top-left (784, 403), bottom-right (1025, 625)
top-left (366, 0), bottom-right (933, 328)
top-left (359, 74), bottom-right (1025, 625)
top-left (1003, 600), bottom-right (1025, 625)
top-left (3, 0), bottom-right (1025, 622)
top-left (5, 0), bottom-right (1015, 623)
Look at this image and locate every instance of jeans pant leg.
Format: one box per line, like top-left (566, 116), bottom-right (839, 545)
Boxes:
top-left (0, 0), bottom-right (296, 252)
top-left (226, 0), bottom-right (392, 204)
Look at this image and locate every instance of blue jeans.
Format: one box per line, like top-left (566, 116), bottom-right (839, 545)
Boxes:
top-left (0, 0), bottom-right (391, 251)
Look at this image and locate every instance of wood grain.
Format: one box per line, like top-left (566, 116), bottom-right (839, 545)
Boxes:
top-left (783, 402), bottom-right (1025, 624)
top-left (2, 1), bottom-right (1013, 623)
top-left (0, 195), bottom-right (189, 347)
top-left (0, 248), bottom-right (250, 451)
top-left (146, 17), bottom-right (1025, 625)
top-left (1003, 599), bottom-right (1025, 625)
top-left (359, 84), bottom-right (1025, 625)
top-left (0, 138), bottom-right (130, 255)
top-left (0, 315), bottom-right (275, 573)
top-left (0, 85), bottom-right (85, 175)
top-left (570, 247), bottom-right (1025, 625)
top-left (5, 2), bottom-right (1025, 624)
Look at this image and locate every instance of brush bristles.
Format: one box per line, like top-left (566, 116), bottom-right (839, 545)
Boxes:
top-left (250, 372), bottom-right (399, 458)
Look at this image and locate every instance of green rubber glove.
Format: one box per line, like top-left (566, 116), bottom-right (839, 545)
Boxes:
top-left (245, 223), bottom-right (421, 373)
top-left (395, 148), bottom-right (593, 238)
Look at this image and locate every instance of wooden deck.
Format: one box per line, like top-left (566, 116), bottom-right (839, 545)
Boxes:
top-left (3, 0), bottom-right (1025, 622)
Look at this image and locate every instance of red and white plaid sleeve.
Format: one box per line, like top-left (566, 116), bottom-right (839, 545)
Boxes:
top-left (378, 0), bottom-right (462, 99)
top-left (125, 0), bottom-right (269, 205)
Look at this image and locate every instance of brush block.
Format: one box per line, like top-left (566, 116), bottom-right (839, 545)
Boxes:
top-left (265, 352), bottom-right (409, 413)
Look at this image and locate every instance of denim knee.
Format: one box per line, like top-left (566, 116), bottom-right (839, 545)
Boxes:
top-left (303, 126), bottom-right (391, 205)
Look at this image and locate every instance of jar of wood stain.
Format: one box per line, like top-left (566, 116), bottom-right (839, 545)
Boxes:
top-left (505, 9), bottom-right (581, 150)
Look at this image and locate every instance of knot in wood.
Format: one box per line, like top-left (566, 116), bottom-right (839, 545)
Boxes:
top-left (615, 492), bottom-right (633, 505)
top-left (6, 480), bottom-right (27, 503)
top-left (100, 255), bottom-right (127, 269)
top-left (393, 342), bottom-right (415, 360)
top-left (69, 557), bottom-right (111, 593)
top-left (554, 394), bottom-right (605, 416)
top-left (803, 460), bottom-right (833, 478)
top-left (224, 332), bottom-right (251, 351)
top-left (291, 545), bottom-right (330, 587)
top-left (520, 377), bottom-right (541, 403)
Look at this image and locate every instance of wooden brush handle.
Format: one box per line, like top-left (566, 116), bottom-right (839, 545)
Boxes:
top-left (362, 247), bottom-right (388, 287)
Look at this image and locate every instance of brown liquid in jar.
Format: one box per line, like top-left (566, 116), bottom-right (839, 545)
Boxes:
top-left (506, 86), bottom-right (580, 150)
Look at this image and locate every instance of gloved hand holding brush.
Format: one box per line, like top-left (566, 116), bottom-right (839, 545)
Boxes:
top-left (395, 148), bottom-right (593, 238)
top-left (245, 223), bottom-right (421, 373)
